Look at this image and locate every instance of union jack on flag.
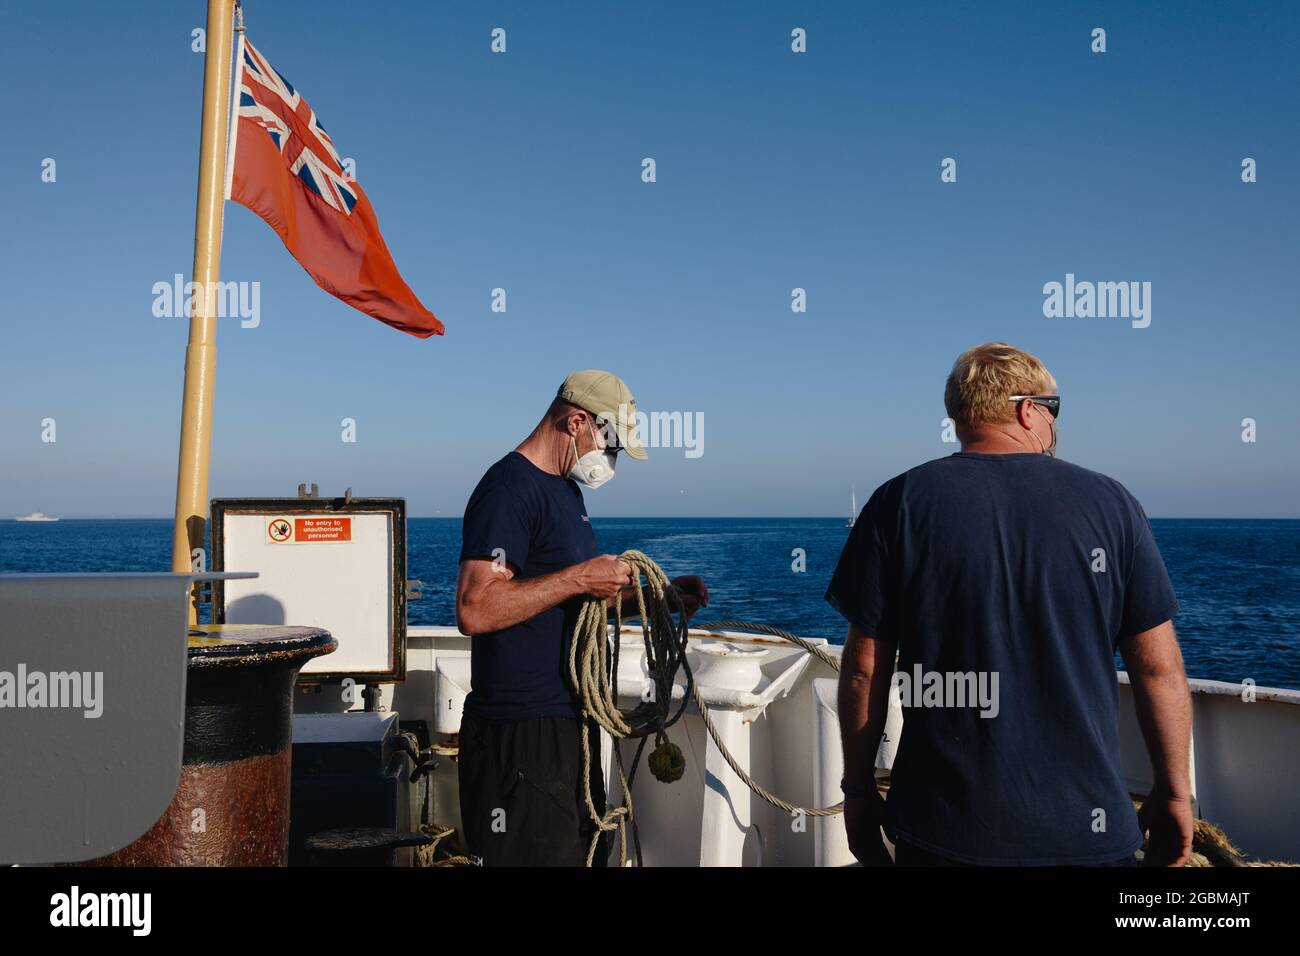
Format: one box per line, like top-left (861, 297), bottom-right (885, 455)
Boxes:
top-left (226, 36), bottom-right (443, 338)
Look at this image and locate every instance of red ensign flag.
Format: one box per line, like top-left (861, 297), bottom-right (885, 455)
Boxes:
top-left (226, 36), bottom-right (443, 338)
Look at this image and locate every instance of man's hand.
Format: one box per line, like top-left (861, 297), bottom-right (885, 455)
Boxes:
top-left (1119, 620), bottom-right (1193, 867)
top-left (575, 554), bottom-right (633, 600)
top-left (670, 575), bottom-right (709, 621)
top-left (844, 789), bottom-right (892, 866)
top-left (1139, 791), bottom-right (1194, 867)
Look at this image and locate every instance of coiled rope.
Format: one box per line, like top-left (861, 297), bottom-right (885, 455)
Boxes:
top-left (569, 550), bottom-right (843, 867)
top-left (569, 551), bottom-right (692, 865)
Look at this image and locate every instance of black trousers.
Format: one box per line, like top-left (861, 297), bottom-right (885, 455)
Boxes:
top-left (894, 839), bottom-right (1140, 867)
top-left (458, 713), bottom-right (609, 866)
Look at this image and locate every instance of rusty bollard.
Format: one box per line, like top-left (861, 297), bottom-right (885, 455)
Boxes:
top-left (90, 625), bottom-right (335, 866)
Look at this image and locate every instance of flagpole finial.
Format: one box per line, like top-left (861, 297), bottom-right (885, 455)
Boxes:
top-left (234, 0), bottom-right (245, 34)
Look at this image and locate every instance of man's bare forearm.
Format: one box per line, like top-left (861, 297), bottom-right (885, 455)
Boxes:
top-left (1121, 621), bottom-right (1192, 797)
top-left (838, 626), bottom-right (895, 793)
top-left (1130, 673), bottom-right (1192, 796)
top-left (457, 554), bottom-right (632, 635)
top-left (460, 567), bottom-right (585, 634)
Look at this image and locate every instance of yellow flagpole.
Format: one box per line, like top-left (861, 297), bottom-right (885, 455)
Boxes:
top-left (171, 0), bottom-right (237, 621)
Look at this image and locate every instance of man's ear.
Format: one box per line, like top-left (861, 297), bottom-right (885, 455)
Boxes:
top-left (1014, 400), bottom-right (1035, 429)
top-left (565, 410), bottom-right (587, 438)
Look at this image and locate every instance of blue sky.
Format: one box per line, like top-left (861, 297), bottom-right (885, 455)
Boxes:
top-left (1, 1), bottom-right (1297, 518)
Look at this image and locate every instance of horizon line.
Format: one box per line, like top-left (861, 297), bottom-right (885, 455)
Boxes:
top-left (8, 515), bottom-right (1300, 522)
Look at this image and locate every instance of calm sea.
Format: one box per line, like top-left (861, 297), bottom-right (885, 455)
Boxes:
top-left (2, 517), bottom-right (1297, 690)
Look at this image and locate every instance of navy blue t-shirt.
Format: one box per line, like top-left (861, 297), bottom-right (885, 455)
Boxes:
top-left (459, 452), bottom-right (599, 722)
top-left (826, 452), bottom-right (1180, 865)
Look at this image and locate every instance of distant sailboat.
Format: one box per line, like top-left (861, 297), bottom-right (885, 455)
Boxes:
top-left (846, 487), bottom-right (856, 528)
top-left (15, 512), bottom-right (58, 522)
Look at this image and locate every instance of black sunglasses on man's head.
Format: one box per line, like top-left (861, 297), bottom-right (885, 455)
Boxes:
top-left (1008, 395), bottom-right (1060, 420)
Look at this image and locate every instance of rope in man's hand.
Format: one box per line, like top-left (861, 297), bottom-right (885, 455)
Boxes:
top-left (570, 550), bottom-right (692, 866)
top-left (569, 551), bottom-right (846, 868)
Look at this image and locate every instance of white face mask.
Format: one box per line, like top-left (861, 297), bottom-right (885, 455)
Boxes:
top-left (568, 422), bottom-right (617, 488)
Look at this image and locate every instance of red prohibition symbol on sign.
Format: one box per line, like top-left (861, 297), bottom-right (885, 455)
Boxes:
top-left (268, 518), bottom-right (293, 542)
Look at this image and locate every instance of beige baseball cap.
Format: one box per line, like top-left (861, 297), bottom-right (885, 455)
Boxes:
top-left (556, 370), bottom-right (648, 460)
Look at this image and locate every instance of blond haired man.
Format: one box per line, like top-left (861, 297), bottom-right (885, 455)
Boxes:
top-left (828, 343), bottom-right (1193, 866)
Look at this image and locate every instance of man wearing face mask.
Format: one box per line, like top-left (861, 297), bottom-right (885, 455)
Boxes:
top-left (454, 369), bottom-right (709, 866)
top-left (828, 343), bottom-right (1192, 867)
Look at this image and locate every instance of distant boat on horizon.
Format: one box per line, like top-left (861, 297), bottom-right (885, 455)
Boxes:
top-left (15, 512), bottom-right (58, 522)
top-left (846, 487), bottom-right (856, 528)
